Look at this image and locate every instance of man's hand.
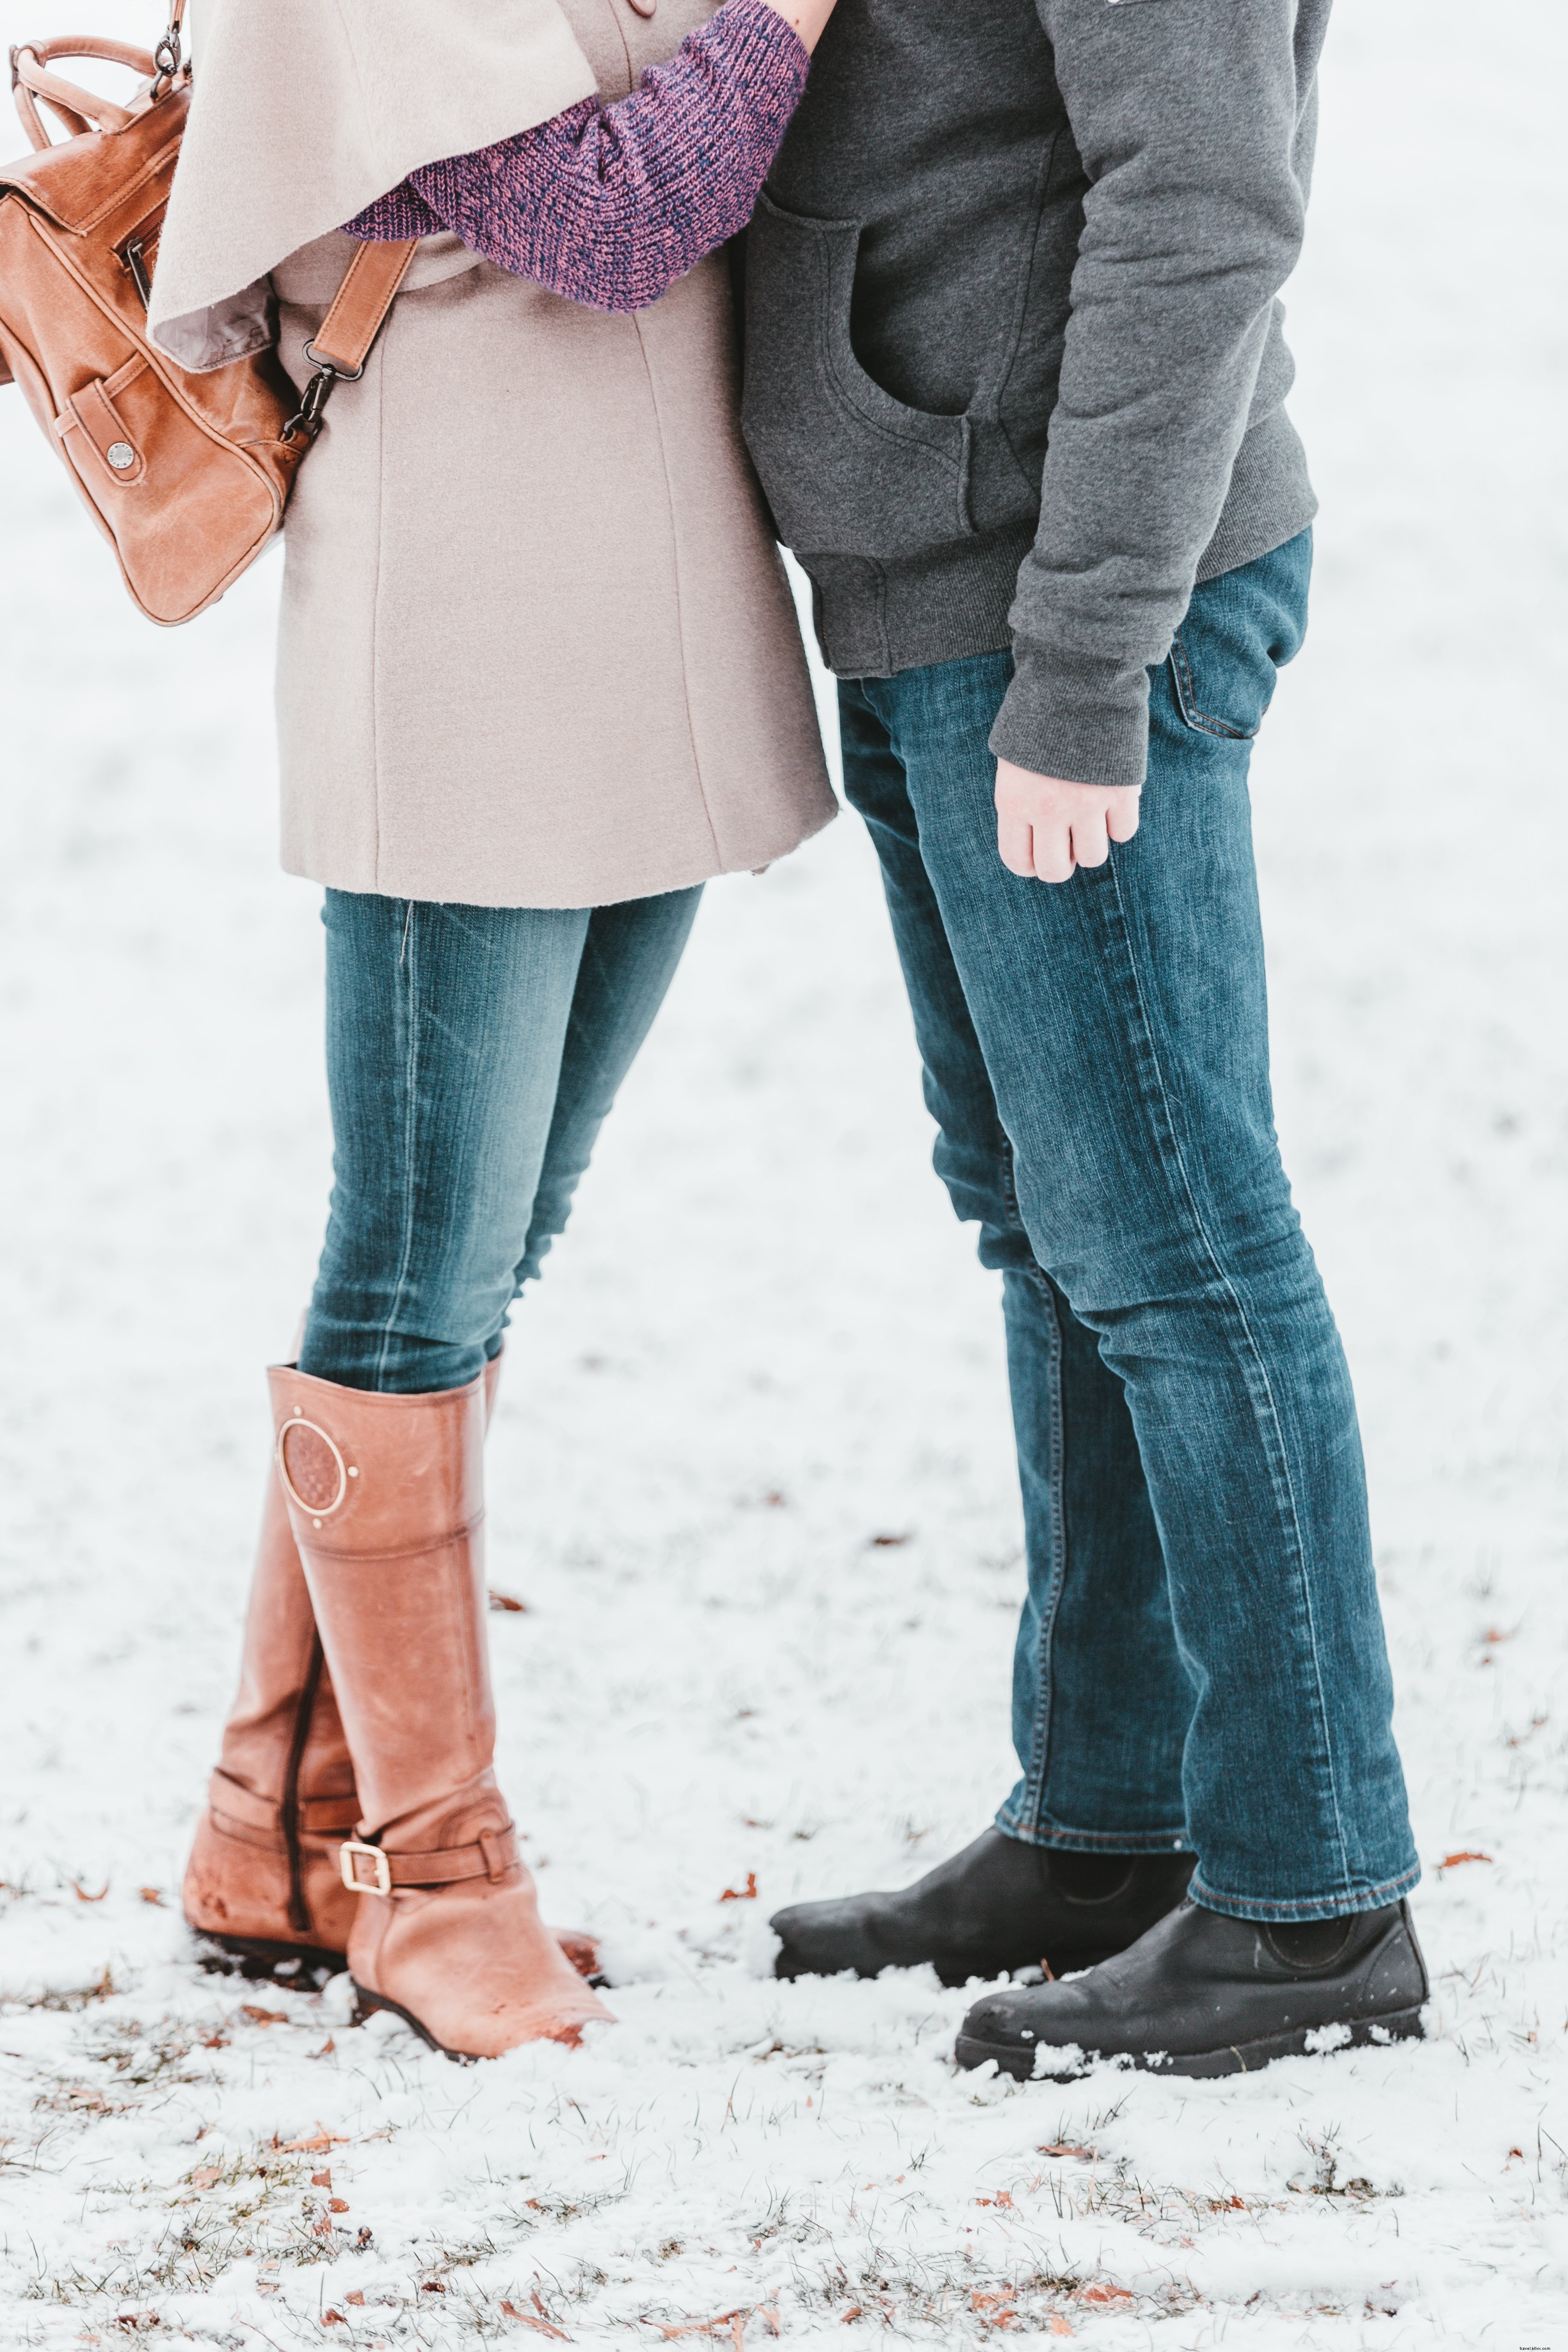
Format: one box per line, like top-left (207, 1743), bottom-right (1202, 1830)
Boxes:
top-left (995, 760), bottom-right (1141, 884)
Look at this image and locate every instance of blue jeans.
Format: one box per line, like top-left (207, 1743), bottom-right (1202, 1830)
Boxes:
top-left (298, 888), bottom-right (702, 1394)
top-left (838, 532), bottom-right (1419, 1922)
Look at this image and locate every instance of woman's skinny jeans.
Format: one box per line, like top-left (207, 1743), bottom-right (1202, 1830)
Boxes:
top-left (298, 887), bottom-right (702, 1394)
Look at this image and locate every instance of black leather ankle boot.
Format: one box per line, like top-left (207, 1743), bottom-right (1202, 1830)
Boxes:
top-left (771, 1827), bottom-right (1195, 1986)
top-left (955, 1897), bottom-right (1428, 2079)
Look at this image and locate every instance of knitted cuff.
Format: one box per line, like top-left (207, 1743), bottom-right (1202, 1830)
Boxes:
top-left (988, 640), bottom-right (1152, 792)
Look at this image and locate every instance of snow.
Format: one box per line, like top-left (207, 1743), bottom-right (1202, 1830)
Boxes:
top-left (1, 0), bottom-right (1566, 2345)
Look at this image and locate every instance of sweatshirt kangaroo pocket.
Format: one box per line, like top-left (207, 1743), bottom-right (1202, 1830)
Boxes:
top-left (742, 193), bottom-right (976, 560)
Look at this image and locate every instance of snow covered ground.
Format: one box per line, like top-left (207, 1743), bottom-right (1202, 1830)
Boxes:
top-left (2, 1), bottom-right (1566, 2345)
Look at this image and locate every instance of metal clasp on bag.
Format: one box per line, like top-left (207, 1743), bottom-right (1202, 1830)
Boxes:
top-left (281, 343), bottom-right (365, 446)
top-left (339, 1839), bottom-right (393, 1898)
top-left (150, 17), bottom-right (185, 99)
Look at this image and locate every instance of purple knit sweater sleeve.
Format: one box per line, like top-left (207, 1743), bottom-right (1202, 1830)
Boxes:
top-left (342, 0), bottom-right (809, 316)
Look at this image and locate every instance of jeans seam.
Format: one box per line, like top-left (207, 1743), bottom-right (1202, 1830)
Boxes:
top-left (375, 900), bottom-right (422, 1389)
top-left (1188, 1859), bottom-right (1420, 1922)
top-left (1001, 1131), bottom-right (1066, 1834)
top-left (995, 1813), bottom-right (1191, 1853)
top-left (1098, 851), bottom-right (1355, 1898)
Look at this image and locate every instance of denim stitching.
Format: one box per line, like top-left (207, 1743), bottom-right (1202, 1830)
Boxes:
top-left (1189, 1858), bottom-right (1420, 1924)
top-left (1096, 849), bottom-right (1355, 1898)
top-left (374, 900), bottom-right (422, 1389)
top-left (998, 1818), bottom-right (1191, 1853)
top-left (999, 1131), bottom-right (1067, 1835)
top-left (1168, 627), bottom-right (1255, 740)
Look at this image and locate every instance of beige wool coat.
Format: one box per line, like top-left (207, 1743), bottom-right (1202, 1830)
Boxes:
top-left (151, 0), bottom-right (834, 908)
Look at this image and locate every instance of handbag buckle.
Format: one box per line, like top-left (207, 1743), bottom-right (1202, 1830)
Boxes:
top-left (282, 344), bottom-right (367, 446)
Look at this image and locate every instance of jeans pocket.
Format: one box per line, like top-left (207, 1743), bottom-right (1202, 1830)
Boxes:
top-left (741, 192), bottom-right (977, 560)
top-left (1165, 538), bottom-right (1313, 742)
top-left (1167, 617), bottom-right (1276, 741)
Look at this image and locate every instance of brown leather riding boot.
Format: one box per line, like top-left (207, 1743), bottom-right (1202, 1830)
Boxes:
top-left (183, 1460), bottom-right (360, 1975)
top-left (270, 1363), bottom-right (612, 2060)
top-left (186, 1352), bottom-right (601, 1987)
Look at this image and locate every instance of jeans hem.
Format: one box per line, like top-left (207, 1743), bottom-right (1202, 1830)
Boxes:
top-left (1188, 1860), bottom-right (1422, 1923)
top-left (995, 1806), bottom-right (1192, 1857)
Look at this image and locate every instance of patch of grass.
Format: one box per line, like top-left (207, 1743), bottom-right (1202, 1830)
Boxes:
top-left (4, 1965), bottom-right (118, 2013)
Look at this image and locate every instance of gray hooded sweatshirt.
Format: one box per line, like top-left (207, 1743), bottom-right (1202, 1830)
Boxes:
top-left (739, 0), bottom-right (1331, 790)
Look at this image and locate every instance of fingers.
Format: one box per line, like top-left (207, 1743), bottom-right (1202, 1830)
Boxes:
top-left (1105, 787), bottom-right (1142, 843)
top-left (1068, 809), bottom-right (1111, 869)
top-left (995, 804), bottom-right (1037, 877)
top-left (1030, 819), bottom-right (1076, 885)
top-left (992, 766), bottom-right (1140, 885)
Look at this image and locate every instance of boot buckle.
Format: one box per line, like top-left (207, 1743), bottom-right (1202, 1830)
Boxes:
top-left (340, 1839), bottom-right (392, 1897)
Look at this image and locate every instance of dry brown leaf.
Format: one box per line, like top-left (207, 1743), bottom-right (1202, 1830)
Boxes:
top-left (346, 2293), bottom-right (365, 2308)
top-left (1038, 2142), bottom-right (1093, 2161)
top-left (71, 1879), bottom-right (109, 1904)
top-left (488, 1589), bottom-right (529, 1613)
top-left (500, 2303), bottom-right (569, 2340)
top-left (282, 2129), bottom-right (349, 2151)
top-left (190, 2165), bottom-right (221, 2190)
top-left (137, 1887), bottom-right (163, 1907)
top-left (719, 1874), bottom-right (758, 1904)
top-left (1437, 1850), bottom-right (1493, 1871)
top-left (1080, 2285), bottom-right (1131, 2307)
top-left (240, 2005), bottom-right (288, 2027)
top-left (312, 2170), bottom-right (332, 2189)
top-left (1048, 2321), bottom-right (1074, 2340)
top-left (328, 2198), bottom-right (350, 2213)
top-left (870, 1532), bottom-right (911, 1548)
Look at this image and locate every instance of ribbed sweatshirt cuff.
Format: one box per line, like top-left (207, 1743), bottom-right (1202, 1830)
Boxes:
top-left (988, 642), bottom-right (1151, 791)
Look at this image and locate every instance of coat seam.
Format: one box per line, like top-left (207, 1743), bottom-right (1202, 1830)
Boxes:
top-left (631, 310), bottom-right (723, 869)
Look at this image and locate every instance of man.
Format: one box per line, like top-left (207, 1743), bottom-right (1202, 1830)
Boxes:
top-left (739, 0), bottom-right (1427, 2078)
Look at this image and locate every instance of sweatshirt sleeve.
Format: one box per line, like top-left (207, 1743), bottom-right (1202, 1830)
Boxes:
top-left (988, 0), bottom-right (1317, 788)
top-left (344, 0), bottom-right (810, 316)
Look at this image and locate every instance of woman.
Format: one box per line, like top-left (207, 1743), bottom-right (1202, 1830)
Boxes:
top-left (148, 0), bottom-right (838, 2061)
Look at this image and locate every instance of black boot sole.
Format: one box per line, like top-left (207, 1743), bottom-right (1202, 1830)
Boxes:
top-left (956, 2002), bottom-right (1426, 2081)
top-left (776, 1945), bottom-right (1123, 1989)
top-left (350, 1981), bottom-right (482, 2064)
top-left (193, 1932), bottom-right (344, 1986)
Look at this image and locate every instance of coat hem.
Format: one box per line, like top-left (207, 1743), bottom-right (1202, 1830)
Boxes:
top-left (279, 798), bottom-right (837, 912)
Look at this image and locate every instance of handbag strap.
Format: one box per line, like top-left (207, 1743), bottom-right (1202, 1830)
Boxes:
top-left (282, 236), bottom-right (422, 445)
top-left (10, 38), bottom-right (159, 148)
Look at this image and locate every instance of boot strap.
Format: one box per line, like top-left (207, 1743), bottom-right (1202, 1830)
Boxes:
top-left (207, 1770), bottom-right (360, 1847)
top-left (339, 1823), bottom-right (519, 1895)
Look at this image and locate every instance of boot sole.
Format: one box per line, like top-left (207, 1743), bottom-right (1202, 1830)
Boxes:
top-left (776, 1947), bottom-right (1122, 1989)
top-left (956, 2003), bottom-right (1426, 2082)
top-left (350, 1982), bottom-right (481, 2065)
top-left (193, 1932), bottom-right (344, 1987)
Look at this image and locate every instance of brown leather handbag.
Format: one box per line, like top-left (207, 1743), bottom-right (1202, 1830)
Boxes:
top-left (0, 4), bottom-right (417, 626)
